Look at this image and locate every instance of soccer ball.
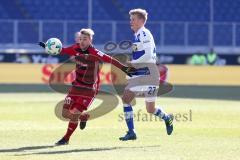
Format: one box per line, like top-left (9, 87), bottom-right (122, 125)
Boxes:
top-left (45, 38), bottom-right (62, 55)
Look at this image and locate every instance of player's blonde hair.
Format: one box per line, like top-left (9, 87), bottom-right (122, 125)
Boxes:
top-left (129, 8), bottom-right (148, 23)
top-left (80, 28), bottom-right (95, 39)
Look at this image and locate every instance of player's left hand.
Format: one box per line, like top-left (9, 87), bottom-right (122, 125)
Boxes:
top-left (38, 41), bottom-right (46, 48)
top-left (122, 66), bottom-right (136, 77)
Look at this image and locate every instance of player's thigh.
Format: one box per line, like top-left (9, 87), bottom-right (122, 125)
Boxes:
top-left (62, 97), bottom-right (81, 121)
top-left (65, 86), bottom-right (96, 113)
top-left (71, 95), bottom-right (95, 113)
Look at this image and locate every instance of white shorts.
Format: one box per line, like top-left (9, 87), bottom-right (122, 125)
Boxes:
top-left (129, 85), bottom-right (159, 102)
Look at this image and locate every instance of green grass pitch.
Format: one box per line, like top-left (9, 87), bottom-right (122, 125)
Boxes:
top-left (0, 93), bottom-right (239, 160)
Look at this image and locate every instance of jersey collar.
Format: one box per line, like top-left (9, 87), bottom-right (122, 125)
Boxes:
top-left (134, 26), bottom-right (145, 36)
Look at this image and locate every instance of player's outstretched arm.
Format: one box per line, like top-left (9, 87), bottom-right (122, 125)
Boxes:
top-left (38, 41), bottom-right (76, 56)
top-left (90, 48), bottom-right (136, 77)
top-left (121, 65), bottom-right (137, 77)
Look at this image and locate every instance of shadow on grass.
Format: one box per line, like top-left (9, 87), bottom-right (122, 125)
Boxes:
top-left (8, 145), bottom-right (161, 156)
top-left (0, 145), bottom-right (55, 153)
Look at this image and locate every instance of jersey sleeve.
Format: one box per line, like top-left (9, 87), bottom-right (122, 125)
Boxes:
top-left (88, 47), bottom-right (126, 69)
top-left (60, 44), bottom-right (78, 56)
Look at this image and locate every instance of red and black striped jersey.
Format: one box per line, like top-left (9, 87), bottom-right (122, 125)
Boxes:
top-left (60, 44), bottom-right (125, 89)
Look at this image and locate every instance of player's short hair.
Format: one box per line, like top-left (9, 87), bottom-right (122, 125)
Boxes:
top-left (80, 28), bottom-right (95, 39)
top-left (129, 8), bottom-right (148, 22)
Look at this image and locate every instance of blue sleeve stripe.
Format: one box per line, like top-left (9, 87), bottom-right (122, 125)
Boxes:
top-left (133, 50), bottom-right (145, 60)
top-left (131, 67), bottom-right (150, 76)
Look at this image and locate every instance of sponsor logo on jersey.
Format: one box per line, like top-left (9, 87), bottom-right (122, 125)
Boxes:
top-left (97, 51), bottom-right (104, 57)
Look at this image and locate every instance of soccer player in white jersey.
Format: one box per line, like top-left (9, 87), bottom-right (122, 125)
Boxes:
top-left (119, 8), bottom-right (174, 141)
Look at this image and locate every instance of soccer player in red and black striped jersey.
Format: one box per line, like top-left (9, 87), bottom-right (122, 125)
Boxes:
top-left (39, 28), bottom-right (135, 145)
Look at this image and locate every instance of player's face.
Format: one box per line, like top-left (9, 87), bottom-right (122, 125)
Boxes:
top-left (79, 34), bottom-right (92, 50)
top-left (130, 14), bottom-right (144, 32)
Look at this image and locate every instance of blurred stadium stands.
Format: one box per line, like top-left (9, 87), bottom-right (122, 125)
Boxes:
top-left (0, 0), bottom-right (240, 54)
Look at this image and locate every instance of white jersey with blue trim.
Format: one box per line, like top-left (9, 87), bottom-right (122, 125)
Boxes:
top-left (131, 26), bottom-right (157, 64)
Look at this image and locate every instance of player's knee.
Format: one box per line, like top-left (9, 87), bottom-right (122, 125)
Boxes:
top-left (122, 90), bottom-right (134, 104)
top-left (62, 110), bottom-right (68, 119)
top-left (121, 95), bottom-right (128, 103)
top-left (62, 108), bottom-right (73, 120)
top-left (71, 114), bottom-right (79, 121)
top-left (122, 95), bottom-right (133, 104)
top-left (146, 107), bottom-right (155, 114)
top-left (61, 112), bottom-right (65, 118)
top-left (146, 103), bottom-right (156, 114)
top-left (62, 104), bottom-right (70, 118)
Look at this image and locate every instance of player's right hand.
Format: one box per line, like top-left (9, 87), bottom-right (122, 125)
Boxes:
top-left (38, 41), bottom-right (46, 48)
top-left (122, 66), bottom-right (136, 77)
